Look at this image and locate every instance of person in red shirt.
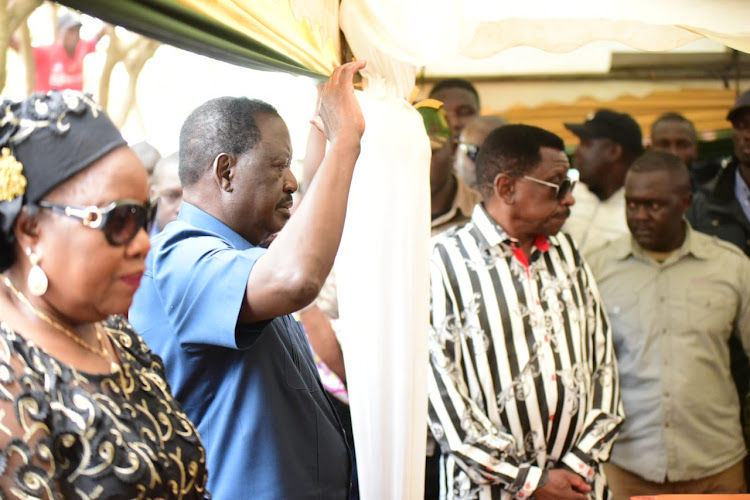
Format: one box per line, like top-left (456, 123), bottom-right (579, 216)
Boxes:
top-left (31, 13), bottom-right (106, 92)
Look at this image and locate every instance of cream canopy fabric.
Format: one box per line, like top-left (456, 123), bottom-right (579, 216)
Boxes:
top-left (167, 0), bottom-right (750, 78)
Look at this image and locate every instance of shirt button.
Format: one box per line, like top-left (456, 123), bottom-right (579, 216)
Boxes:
top-left (662, 328), bottom-right (667, 334)
top-left (711, 219), bottom-right (720, 227)
top-left (659, 296), bottom-right (665, 303)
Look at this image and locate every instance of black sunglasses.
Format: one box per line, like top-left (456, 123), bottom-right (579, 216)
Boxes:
top-left (511, 168), bottom-right (580, 201)
top-left (37, 199), bottom-right (153, 246)
top-left (459, 143), bottom-right (480, 162)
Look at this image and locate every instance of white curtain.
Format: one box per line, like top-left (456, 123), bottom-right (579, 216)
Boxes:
top-left (335, 3), bottom-right (439, 499)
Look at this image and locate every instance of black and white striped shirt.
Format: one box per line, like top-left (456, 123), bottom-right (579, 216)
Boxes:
top-left (428, 204), bottom-right (623, 500)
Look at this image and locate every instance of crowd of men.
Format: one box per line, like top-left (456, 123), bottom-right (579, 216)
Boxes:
top-left (124, 76), bottom-right (750, 499)
top-left (16, 9), bottom-right (750, 500)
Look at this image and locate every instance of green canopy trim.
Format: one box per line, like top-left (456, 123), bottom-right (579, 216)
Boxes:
top-left (57, 0), bottom-right (327, 80)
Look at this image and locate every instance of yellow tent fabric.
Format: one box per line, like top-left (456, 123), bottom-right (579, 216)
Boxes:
top-left (175, 0), bottom-right (340, 74)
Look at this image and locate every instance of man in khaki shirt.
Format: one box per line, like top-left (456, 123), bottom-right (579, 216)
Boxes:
top-left (587, 151), bottom-right (750, 496)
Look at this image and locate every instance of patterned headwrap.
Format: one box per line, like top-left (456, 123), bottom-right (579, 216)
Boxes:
top-left (0, 90), bottom-right (126, 270)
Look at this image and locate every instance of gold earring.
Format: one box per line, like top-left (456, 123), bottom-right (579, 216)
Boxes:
top-left (26, 248), bottom-right (48, 296)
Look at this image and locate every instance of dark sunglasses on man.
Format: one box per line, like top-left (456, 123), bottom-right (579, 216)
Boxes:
top-left (458, 142), bottom-right (480, 162)
top-left (37, 199), bottom-right (154, 246)
top-left (512, 168), bottom-right (580, 201)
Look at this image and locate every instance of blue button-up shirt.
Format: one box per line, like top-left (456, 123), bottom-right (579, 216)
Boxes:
top-left (129, 202), bottom-right (351, 499)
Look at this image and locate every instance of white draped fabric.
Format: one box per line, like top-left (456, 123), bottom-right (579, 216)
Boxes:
top-left (336, 5), bottom-right (433, 499)
top-left (335, 84), bottom-right (432, 500)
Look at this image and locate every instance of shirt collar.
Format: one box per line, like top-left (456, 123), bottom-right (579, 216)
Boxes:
top-left (432, 175), bottom-right (482, 228)
top-left (177, 202), bottom-right (256, 251)
top-left (623, 220), bottom-right (710, 263)
top-left (471, 203), bottom-right (558, 251)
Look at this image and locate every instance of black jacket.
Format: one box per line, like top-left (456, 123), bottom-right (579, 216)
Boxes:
top-left (688, 160), bottom-right (750, 257)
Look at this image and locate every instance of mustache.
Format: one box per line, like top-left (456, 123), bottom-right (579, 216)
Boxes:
top-left (276, 194), bottom-right (293, 208)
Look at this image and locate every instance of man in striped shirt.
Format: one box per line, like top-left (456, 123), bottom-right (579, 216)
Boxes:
top-left (428, 124), bottom-right (624, 500)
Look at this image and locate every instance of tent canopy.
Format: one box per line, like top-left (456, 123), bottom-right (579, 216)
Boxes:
top-left (59, 0), bottom-right (750, 142)
top-left (60, 0), bottom-right (750, 80)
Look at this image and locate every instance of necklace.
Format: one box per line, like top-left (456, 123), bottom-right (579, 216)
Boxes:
top-left (1, 274), bottom-right (118, 370)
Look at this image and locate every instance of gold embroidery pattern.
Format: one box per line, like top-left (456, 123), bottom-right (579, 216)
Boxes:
top-left (0, 315), bottom-right (210, 499)
top-left (0, 148), bottom-right (26, 202)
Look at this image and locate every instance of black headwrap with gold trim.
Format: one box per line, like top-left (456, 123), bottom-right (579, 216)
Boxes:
top-left (0, 90), bottom-right (126, 271)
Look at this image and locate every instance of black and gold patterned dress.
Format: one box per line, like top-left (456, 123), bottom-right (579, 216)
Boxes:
top-left (0, 315), bottom-right (210, 499)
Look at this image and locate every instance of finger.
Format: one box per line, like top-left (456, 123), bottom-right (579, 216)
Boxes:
top-left (568, 475), bottom-right (592, 492)
top-left (331, 60), bottom-right (366, 88)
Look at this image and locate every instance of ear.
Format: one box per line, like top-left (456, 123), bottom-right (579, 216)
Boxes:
top-left (494, 173), bottom-right (516, 204)
top-left (680, 190), bottom-right (692, 214)
top-left (606, 142), bottom-right (623, 162)
top-left (13, 206), bottom-right (41, 251)
top-left (212, 153), bottom-right (235, 192)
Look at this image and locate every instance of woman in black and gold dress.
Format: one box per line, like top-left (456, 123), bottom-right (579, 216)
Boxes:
top-left (0, 91), bottom-right (209, 498)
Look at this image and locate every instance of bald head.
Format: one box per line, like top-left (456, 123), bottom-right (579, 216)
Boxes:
top-left (456, 115), bottom-right (508, 189)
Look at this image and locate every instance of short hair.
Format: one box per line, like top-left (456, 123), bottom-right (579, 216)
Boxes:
top-left (475, 124), bottom-right (565, 195)
top-left (153, 152), bottom-right (179, 184)
top-left (429, 78), bottom-right (480, 107)
top-left (629, 151), bottom-right (691, 193)
top-left (130, 141), bottom-right (161, 175)
top-left (651, 112), bottom-right (697, 142)
top-left (178, 97), bottom-right (278, 186)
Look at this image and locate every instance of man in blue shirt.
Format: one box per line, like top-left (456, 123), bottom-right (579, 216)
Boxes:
top-left (129, 62), bottom-right (366, 499)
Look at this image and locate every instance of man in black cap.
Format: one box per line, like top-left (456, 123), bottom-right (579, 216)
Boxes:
top-left (563, 109), bottom-right (643, 255)
top-left (688, 89), bottom-right (750, 257)
top-left (688, 90), bottom-right (750, 472)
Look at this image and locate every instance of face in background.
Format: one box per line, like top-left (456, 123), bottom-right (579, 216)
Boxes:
top-left (429, 87), bottom-right (479, 150)
top-left (650, 120), bottom-right (698, 167)
top-left (625, 169), bottom-right (691, 252)
top-left (731, 108), bottom-right (750, 168)
top-left (25, 146), bottom-right (151, 323)
top-left (229, 112), bottom-right (296, 246)
top-left (61, 26), bottom-right (81, 55)
top-left (456, 117), bottom-right (506, 190)
top-left (150, 154), bottom-right (182, 233)
top-left (508, 147), bottom-right (575, 237)
top-left (572, 136), bottom-right (617, 193)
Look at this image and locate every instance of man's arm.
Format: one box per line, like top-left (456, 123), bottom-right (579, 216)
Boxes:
top-left (427, 257), bottom-right (546, 495)
top-left (240, 61), bottom-right (365, 323)
top-left (558, 260), bottom-right (624, 480)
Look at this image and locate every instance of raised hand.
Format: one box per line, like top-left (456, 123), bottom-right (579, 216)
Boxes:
top-left (313, 60), bottom-right (366, 144)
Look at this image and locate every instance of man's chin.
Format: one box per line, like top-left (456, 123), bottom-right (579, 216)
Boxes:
top-left (544, 216), bottom-right (568, 235)
top-left (258, 232), bottom-right (279, 248)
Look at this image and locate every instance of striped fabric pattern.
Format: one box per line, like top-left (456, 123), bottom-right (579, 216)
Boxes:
top-left (428, 204), bottom-right (624, 500)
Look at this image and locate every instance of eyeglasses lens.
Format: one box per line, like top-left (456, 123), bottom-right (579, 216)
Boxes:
top-left (106, 204), bottom-right (147, 245)
top-left (556, 179), bottom-right (578, 200)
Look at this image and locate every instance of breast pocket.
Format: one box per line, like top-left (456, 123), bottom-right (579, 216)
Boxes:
top-left (687, 287), bottom-right (737, 337)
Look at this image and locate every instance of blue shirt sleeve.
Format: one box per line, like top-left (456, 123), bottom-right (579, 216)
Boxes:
top-left (151, 225), bottom-right (267, 350)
